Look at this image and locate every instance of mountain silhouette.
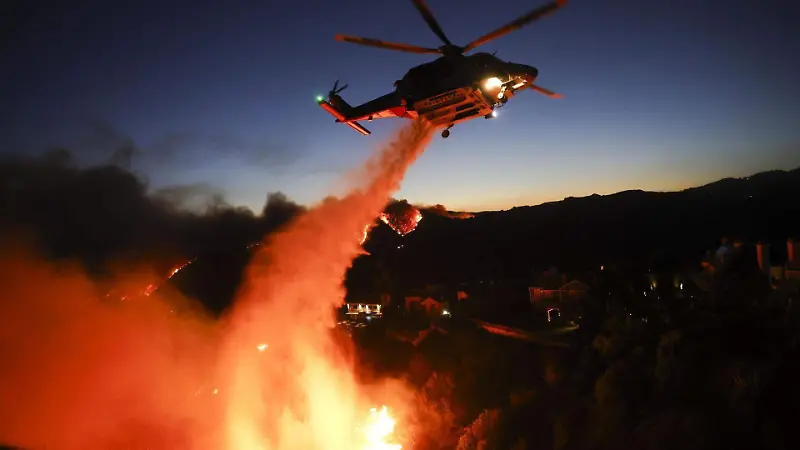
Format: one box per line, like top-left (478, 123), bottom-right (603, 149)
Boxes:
top-left (359, 167), bottom-right (800, 286)
top-left (160, 167), bottom-right (800, 314)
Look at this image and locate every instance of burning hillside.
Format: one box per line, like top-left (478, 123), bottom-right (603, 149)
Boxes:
top-left (381, 200), bottom-right (423, 236)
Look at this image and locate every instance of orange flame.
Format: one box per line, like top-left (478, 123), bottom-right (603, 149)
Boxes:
top-left (169, 259), bottom-right (194, 278)
top-left (379, 208), bottom-right (422, 236)
top-left (360, 223), bottom-right (371, 245)
top-left (360, 406), bottom-right (402, 450)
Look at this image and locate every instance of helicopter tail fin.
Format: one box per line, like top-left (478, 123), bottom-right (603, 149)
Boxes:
top-left (317, 97), bottom-right (372, 136)
top-left (344, 121), bottom-right (371, 136)
top-left (317, 79), bottom-right (371, 135)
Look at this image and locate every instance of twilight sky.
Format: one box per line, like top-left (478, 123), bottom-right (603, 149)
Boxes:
top-left (2, 0), bottom-right (799, 212)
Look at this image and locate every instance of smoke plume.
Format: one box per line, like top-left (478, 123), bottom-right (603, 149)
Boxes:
top-left (384, 199), bottom-right (473, 220)
top-left (0, 150), bottom-right (303, 281)
top-left (75, 120), bottom-right (300, 170)
top-left (0, 239), bottom-right (221, 449)
top-left (0, 118), bottom-right (436, 449)
top-left (419, 203), bottom-right (474, 219)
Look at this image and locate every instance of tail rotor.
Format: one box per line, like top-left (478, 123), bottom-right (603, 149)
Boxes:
top-left (329, 79), bottom-right (348, 98)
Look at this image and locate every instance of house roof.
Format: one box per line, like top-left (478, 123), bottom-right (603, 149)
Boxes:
top-left (420, 296), bottom-right (441, 305)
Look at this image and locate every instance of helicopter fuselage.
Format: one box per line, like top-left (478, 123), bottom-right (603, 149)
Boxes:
top-left (321, 53), bottom-right (542, 134)
top-left (386, 53), bottom-right (540, 127)
top-left (395, 52), bottom-right (539, 104)
top-left (319, 0), bottom-right (567, 138)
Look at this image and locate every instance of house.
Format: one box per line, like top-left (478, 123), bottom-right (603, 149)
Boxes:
top-left (405, 295), bottom-right (423, 311)
top-left (404, 295), bottom-right (446, 317)
top-left (528, 279), bottom-right (590, 305)
top-left (757, 239), bottom-right (800, 302)
top-left (420, 296), bottom-right (445, 316)
top-left (689, 239), bottom-right (799, 303)
top-left (345, 293), bottom-right (390, 316)
top-left (528, 272), bottom-right (589, 324)
top-left (787, 238), bottom-right (799, 280)
top-left (691, 239), bottom-right (745, 293)
top-left (758, 238), bottom-right (800, 283)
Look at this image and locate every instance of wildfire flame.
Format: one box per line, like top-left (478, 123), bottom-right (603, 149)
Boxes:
top-left (141, 258), bottom-right (195, 297)
top-left (360, 199), bottom-right (434, 245)
top-left (379, 209), bottom-right (422, 236)
top-left (169, 259), bottom-right (194, 278)
top-left (360, 406), bottom-right (402, 450)
top-left (360, 224), bottom-right (371, 245)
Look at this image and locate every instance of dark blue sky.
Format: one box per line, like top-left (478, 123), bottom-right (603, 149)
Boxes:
top-left (3, 0), bottom-right (799, 212)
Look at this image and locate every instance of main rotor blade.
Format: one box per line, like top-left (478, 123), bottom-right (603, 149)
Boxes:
top-left (529, 83), bottom-right (563, 98)
top-left (409, 0), bottom-right (453, 47)
top-left (463, 0), bottom-right (568, 52)
top-left (335, 34), bottom-right (441, 54)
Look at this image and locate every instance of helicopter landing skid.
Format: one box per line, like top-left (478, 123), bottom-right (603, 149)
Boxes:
top-left (441, 124), bottom-right (454, 139)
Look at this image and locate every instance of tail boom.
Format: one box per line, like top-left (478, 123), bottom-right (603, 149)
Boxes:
top-left (318, 99), bottom-right (371, 136)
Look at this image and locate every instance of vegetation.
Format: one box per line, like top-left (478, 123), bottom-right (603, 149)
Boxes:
top-left (378, 250), bottom-right (800, 450)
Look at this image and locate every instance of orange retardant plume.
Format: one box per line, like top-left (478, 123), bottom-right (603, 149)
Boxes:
top-left (221, 117), bottom-right (433, 449)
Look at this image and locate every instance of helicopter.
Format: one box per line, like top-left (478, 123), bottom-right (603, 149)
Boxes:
top-left (317, 0), bottom-right (568, 139)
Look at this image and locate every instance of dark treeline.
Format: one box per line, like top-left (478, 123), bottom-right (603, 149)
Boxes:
top-left (381, 167), bottom-right (800, 285)
top-left (346, 167), bottom-right (800, 295)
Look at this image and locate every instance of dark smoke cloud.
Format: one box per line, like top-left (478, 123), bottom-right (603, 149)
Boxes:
top-left (0, 150), bottom-right (304, 281)
top-left (262, 191), bottom-right (306, 230)
top-left (146, 129), bottom-right (299, 168)
top-left (420, 203), bottom-right (474, 219)
top-left (386, 198), bottom-right (474, 219)
top-left (76, 120), bottom-right (301, 170)
top-left (384, 199), bottom-right (416, 216)
top-left (80, 121), bottom-right (139, 169)
top-left (152, 183), bottom-right (229, 213)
